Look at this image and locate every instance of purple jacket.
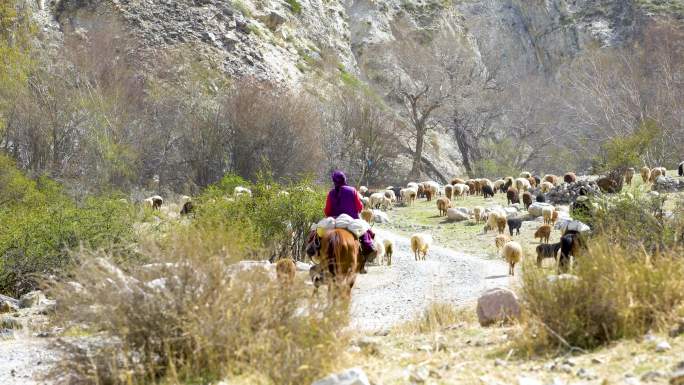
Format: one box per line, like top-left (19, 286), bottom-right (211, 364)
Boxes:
top-left (324, 185), bottom-right (363, 219)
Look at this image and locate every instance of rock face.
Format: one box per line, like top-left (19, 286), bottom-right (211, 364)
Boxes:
top-left (544, 181), bottom-right (602, 205)
top-left (447, 208), bottom-right (469, 221)
top-left (476, 287), bottom-right (521, 326)
top-left (653, 176), bottom-right (684, 193)
top-left (311, 368), bottom-right (371, 385)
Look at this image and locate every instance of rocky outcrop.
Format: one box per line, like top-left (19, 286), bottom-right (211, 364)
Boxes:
top-left (476, 287), bottom-right (521, 326)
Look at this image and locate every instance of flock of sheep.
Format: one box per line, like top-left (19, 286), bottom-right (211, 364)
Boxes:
top-left (356, 163), bottom-right (681, 276)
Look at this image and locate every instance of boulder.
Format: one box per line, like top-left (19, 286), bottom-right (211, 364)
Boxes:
top-left (447, 208), bottom-right (469, 221)
top-left (527, 202), bottom-right (555, 217)
top-left (476, 287), bottom-right (521, 326)
top-left (19, 290), bottom-right (46, 308)
top-left (0, 294), bottom-right (19, 313)
top-left (261, 10), bottom-right (287, 30)
top-left (453, 207), bottom-right (470, 214)
top-left (312, 368), bottom-right (371, 385)
top-left (653, 176), bottom-right (684, 193)
top-left (371, 210), bottom-right (389, 223)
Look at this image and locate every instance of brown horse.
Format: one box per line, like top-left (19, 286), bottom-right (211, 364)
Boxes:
top-left (306, 229), bottom-right (359, 300)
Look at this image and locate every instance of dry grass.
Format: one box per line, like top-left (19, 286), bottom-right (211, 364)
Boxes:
top-left (394, 302), bottom-right (476, 334)
top-left (517, 239), bottom-right (684, 354)
top-left (49, 227), bottom-right (349, 385)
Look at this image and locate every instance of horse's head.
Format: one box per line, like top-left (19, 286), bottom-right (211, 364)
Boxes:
top-left (305, 230), bottom-right (322, 262)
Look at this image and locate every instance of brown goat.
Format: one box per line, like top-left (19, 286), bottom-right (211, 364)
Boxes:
top-left (507, 187), bottom-right (520, 205)
top-left (522, 192), bottom-right (532, 209)
top-left (496, 216), bottom-right (507, 235)
top-left (534, 224), bottom-right (552, 244)
top-left (436, 197), bottom-right (451, 217)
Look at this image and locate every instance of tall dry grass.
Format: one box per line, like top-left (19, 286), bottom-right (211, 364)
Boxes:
top-left (49, 226), bottom-right (348, 385)
top-left (517, 239), bottom-right (684, 354)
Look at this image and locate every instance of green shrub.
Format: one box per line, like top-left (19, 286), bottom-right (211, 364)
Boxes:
top-left (593, 119), bottom-right (661, 173)
top-left (0, 156), bottom-right (137, 296)
top-left (51, 229), bottom-right (348, 385)
top-left (286, 0), bottom-right (302, 14)
top-left (194, 174), bottom-right (326, 260)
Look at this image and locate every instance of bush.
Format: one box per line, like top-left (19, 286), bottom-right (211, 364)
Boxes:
top-left (518, 239), bottom-right (684, 353)
top-left (0, 156), bottom-right (137, 296)
top-left (195, 174), bottom-right (326, 261)
top-left (286, 0), bottom-right (302, 14)
top-left (50, 228), bottom-right (348, 385)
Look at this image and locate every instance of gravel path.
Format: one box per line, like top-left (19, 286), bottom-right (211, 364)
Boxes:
top-left (0, 331), bottom-right (54, 384)
top-left (350, 228), bottom-right (512, 331)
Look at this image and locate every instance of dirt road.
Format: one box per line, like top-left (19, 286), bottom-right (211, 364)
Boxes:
top-left (350, 228), bottom-right (512, 331)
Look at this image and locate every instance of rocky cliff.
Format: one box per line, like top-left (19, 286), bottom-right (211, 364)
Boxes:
top-left (29, 0), bottom-right (681, 180)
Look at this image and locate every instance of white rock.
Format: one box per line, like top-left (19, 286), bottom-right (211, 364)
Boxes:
top-left (295, 261), bottom-right (311, 271)
top-left (517, 376), bottom-right (543, 385)
top-left (476, 287), bottom-right (521, 326)
top-left (371, 210), bottom-right (390, 223)
top-left (447, 208), bottom-right (469, 221)
top-left (19, 290), bottom-right (46, 308)
top-left (528, 202), bottom-right (555, 217)
top-left (311, 368), bottom-right (371, 385)
top-left (655, 341), bottom-right (671, 352)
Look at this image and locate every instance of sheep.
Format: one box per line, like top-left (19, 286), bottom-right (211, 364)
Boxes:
top-left (361, 209), bottom-right (373, 223)
top-left (507, 217), bottom-right (522, 236)
top-left (472, 206), bottom-right (483, 224)
top-left (452, 183), bottom-right (467, 200)
top-left (679, 161), bottom-right (684, 177)
top-left (506, 187), bottom-right (520, 205)
top-left (425, 189), bottom-right (433, 202)
top-left (145, 195), bottom-right (163, 210)
top-left (533, 175), bottom-right (541, 186)
top-left (384, 189), bottom-right (397, 203)
top-left (482, 185), bottom-right (495, 199)
top-left (542, 206), bottom-right (555, 225)
top-left (559, 231), bottom-right (582, 272)
top-left (417, 184), bottom-right (425, 198)
top-left (436, 197), bottom-right (451, 216)
top-left (502, 241), bottom-right (523, 276)
top-left (276, 258), bottom-right (296, 285)
top-left (451, 178), bottom-right (465, 186)
top-left (466, 180), bottom-right (477, 196)
top-left (411, 233), bottom-right (432, 261)
top-left (540, 181), bottom-right (554, 193)
top-left (484, 209), bottom-right (507, 234)
top-left (380, 196), bottom-right (393, 211)
top-left (407, 182), bottom-right (420, 190)
top-left (496, 215), bottom-right (507, 234)
top-left (543, 174), bottom-right (558, 186)
top-left (536, 243), bottom-right (561, 267)
top-left (493, 179), bottom-right (506, 193)
top-left (520, 171), bottom-right (532, 179)
top-left (361, 196), bottom-right (370, 208)
top-left (383, 238), bottom-right (394, 266)
top-left (515, 177), bottom-right (531, 192)
top-left (528, 176), bottom-right (537, 188)
top-left (463, 184), bottom-right (470, 195)
top-left (369, 192), bottom-right (386, 209)
top-left (522, 192), bottom-right (532, 209)
top-left (640, 166), bottom-right (651, 183)
top-left (234, 186), bottom-right (252, 197)
top-left (534, 224), bottom-right (552, 243)
top-left (444, 184), bottom-right (454, 200)
top-left (624, 168), bottom-right (635, 185)
top-left (370, 236), bottom-right (386, 265)
top-left (649, 167), bottom-right (663, 183)
top-left (359, 186), bottom-right (369, 196)
top-left (180, 201), bottom-right (194, 216)
top-left (495, 234), bottom-right (511, 250)
top-left (563, 172), bottom-right (577, 184)
top-left (400, 188), bottom-right (417, 206)
top-left (423, 181), bottom-right (440, 201)
top-left (551, 210), bottom-right (559, 225)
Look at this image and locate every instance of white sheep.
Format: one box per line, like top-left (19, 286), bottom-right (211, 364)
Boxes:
top-left (542, 205), bottom-right (555, 225)
top-left (472, 206), bottom-right (484, 224)
top-left (382, 238), bottom-right (395, 266)
top-left (423, 181), bottom-right (440, 197)
top-left (484, 209), bottom-right (507, 234)
top-left (410, 233), bottom-right (433, 261)
top-left (369, 192), bottom-right (385, 209)
top-left (519, 171), bottom-right (532, 179)
top-left (540, 181), bottom-right (554, 193)
top-left (384, 189), bottom-right (397, 202)
top-left (493, 179), bottom-right (505, 192)
top-left (359, 186), bottom-right (368, 195)
top-left (502, 241), bottom-right (523, 276)
top-left (361, 196), bottom-right (370, 208)
top-left (234, 186), bottom-right (252, 197)
top-left (452, 183), bottom-right (467, 200)
top-left (400, 187), bottom-right (417, 206)
top-left (407, 182), bottom-right (419, 190)
top-left (515, 177), bottom-right (531, 192)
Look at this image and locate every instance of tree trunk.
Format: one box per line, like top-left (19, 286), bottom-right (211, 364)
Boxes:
top-left (410, 127), bottom-right (425, 180)
top-left (453, 126), bottom-right (474, 178)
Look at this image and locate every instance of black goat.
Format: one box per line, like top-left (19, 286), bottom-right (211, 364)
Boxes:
top-left (482, 185), bottom-right (495, 199)
top-left (507, 217), bottom-right (522, 236)
top-left (536, 242), bottom-right (561, 267)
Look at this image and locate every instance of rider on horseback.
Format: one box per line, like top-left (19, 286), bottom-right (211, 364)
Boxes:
top-left (324, 170), bottom-right (376, 272)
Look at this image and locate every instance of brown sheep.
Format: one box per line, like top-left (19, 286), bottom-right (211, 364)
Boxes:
top-left (522, 192), bottom-right (532, 209)
top-left (551, 210), bottom-right (559, 225)
top-left (425, 189), bottom-right (433, 202)
top-left (276, 258), bottom-right (296, 285)
top-left (496, 216), bottom-right (507, 235)
top-left (563, 172), bottom-right (577, 184)
top-left (534, 224), bottom-right (552, 244)
top-left (506, 187), bottom-right (520, 205)
top-left (624, 167), bottom-right (635, 185)
top-left (543, 174), bottom-right (558, 185)
top-left (528, 176), bottom-right (537, 188)
top-left (361, 209), bottom-right (373, 223)
top-left (649, 167), bottom-right (664, 183)
top-left (640, 166), bottom-right (651, 183)
top-left (466, 181), bottom-right (476, 196)
top-left (495, 234), bottom-right (511, 250)
top-left (451, 178), bottom-right (465, 186)
top-left (436, 197), bottom-right (451, 217)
